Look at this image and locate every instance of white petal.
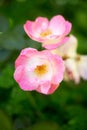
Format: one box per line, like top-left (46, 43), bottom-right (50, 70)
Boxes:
top-left (52, 34), bottom-right (78, 58)
top-left (64, 59), bottom-right (80, 83)
top-left (78, 55), bottom-right (87, 80)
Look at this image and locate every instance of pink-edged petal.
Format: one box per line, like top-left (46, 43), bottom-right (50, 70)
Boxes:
top-left (24, 20), bottom-right (34, 39)
top-left (64, 21), bottom-right (72, 35)
top-left (36, 81), bottom-right (51, 94)
top-left (14, 65), bottom-right (24, 82)
top-left (36, 82), bottom-right (59, 95)
top-left (42, 50), bottom-right (65, 83)
top-left (24, 19), bottom-right (49, 42)
top-left (20, 48), bottom-right (37, 56)
top-left (15, 48), bottom-right (37, 67)
top-left (34, 17), bottom-right (49, 32)
top-left (43, 37), bottom-right (69, 50)
top-left (14, 66), bottom-right (38, 91)
top-left (48, 84), bottom-right (59, 94)
top-left (49, 15), bottom-right (66, 35)
top-left (51, 54), bottom-right (65, 84)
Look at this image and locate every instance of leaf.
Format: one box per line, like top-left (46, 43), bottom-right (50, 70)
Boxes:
top-left (0, 64), bottom-right (14, 88)
top-left (27, 121), bottom-right (60, 130)
top-left (0, 16), bottom-right (9, 33)
top-left (0, 49), bottom-right (11, 62)
top-left (0, 110), bottom-right (12, 130)
top-left (0, 31), bottom-right (25, 50)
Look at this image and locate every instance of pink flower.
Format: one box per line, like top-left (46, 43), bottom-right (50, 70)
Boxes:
top-left (14, 48), bottom-right (64, 94)
top-left (24, 15), bottom-right (72, 49)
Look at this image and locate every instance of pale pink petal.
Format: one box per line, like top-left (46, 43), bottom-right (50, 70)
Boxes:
top-left (20, 48), bottom-right (37, 56)
top-left (51, 54), bottom-right (65, 84)
top-left (48, 84), bottom-right (59, 94)
top-left (78, 56), bottom-right (87, 80)
top-left (36, 81), bottom-right (51, 94)
top-left (24, 18), bottom-right (49, 42)
top-left (36, 82), bottom-right (59, 95)
top-left (14, 65), bottom-right (24, 82)
top-left (51, 35), bottom-right (78, 58)
top-left (34, 17), bottom-right (49, 32)
top-left (14, 66), bottom-right (38, 91)
top-left (64, 21), bottom-right (72, 35)
top-left (43, 37), bottom-right (69, 50)
top-left (64, 59), bottom-right (80, 84)
top-left (15, 48), bottom-right (37, 67)
top-left (49, 15), bottom-right (66, 35)
top-left (24, 20), bottom-right (34, 39)
top-left (42, 50), bottom-right (65, 83)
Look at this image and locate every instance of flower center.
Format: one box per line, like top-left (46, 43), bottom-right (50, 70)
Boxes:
top-left (34, 64), bottom-right (48, 76)
top-left (40, 29), bottom-right (52, 37)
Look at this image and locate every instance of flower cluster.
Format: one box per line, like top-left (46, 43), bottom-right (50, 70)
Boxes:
top-left (14, 15), bottom-right (87, 95)
top-left (52, 35), bottom-right (87, 84)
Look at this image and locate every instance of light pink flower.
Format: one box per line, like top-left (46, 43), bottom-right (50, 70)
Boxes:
top-left (51, 34), bottom-right (87, 83)
top-left (51, 34), bottom-right (77, 58)
top-left (24, 15), bottom-right (72, 49)
top-left (64, 55), bottom-right (87, 83)
top-left (14, 48), bottom-right (64, 94)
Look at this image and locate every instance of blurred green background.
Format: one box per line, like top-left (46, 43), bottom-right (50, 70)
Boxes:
top-left (0, 0), bottom-right (87, 130)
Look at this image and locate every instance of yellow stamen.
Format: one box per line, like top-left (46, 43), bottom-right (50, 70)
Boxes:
top-left (34, 64), bottom-right (48, 76)
top-left (40, 30), bottom-right (52, 37)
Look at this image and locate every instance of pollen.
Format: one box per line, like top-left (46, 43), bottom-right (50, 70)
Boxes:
top-left (40, 29), bottom-right (52, 37)
top-left (34, 64), bottom-right (48, 76)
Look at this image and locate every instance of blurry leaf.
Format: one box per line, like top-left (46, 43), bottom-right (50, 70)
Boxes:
top-left (11, 86), bottom-right (27, 103)
top-left (26, 39), bottom-right (42, 50)
top-left (16, 0), bottom-right (27, 2)
top-left (27, 121), bottom-right (60, 130)
top-left (75, 10), bottom-right (87, 31)
top-left (6, 87), bottom-right (30, 115)
top-left (0, 31), bottom-right (25, 50)
top-left (66, 105), bottom-right (87, 130)
top-left (0, 87), bottom-right (12, 102)
top-left (13, 116), bottom-right (30, 130)
top-left (0, 16), bottom-right (9, 33)
top-left (55, 0), bottom-right (79, 5)
top-left (76, 35), bottom-right (87, 54)
top-left (13, 24), bottom-right (25, 35)
top-left (0, 49), bottom-right (11, 62)
top-left (50, 82), bottom-right (70, 105)
top-left (0, 64), bottom-right (14, 88)
top-left (0, 110), bottom-right (12, 130)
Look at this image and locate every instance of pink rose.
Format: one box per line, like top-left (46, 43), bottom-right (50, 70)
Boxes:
top-left (24, 15), bottom-right (72, 50)
top-left (14, 48), bottom-right (64, 94)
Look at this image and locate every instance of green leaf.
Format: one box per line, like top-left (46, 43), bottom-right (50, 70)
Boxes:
top-left (0, 16), bottom-right (9, 33)
top-left (0, 31), bottom-right (25, 50)
top-left (0, 49), bottom-right (11, 62)
top-left (27, 121), bottom-right (60, 130)
top-left (0, 65), bottom-right (14, 88)
top-left (0, 110), bottom-right (12, 130)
